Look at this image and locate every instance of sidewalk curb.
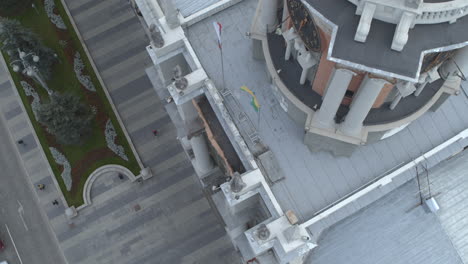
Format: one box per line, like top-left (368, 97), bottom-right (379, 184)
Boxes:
top-left (0, 53), bottom-right (69, 208)
top-left (0, 53), bottom-right (69, 264)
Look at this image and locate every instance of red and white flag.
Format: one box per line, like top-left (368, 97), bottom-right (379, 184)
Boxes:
top-left (213, 21), bottom-right (222, 49)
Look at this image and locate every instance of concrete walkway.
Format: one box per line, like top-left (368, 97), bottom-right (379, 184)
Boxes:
top-left (0, 0), bottom-right (240, 263)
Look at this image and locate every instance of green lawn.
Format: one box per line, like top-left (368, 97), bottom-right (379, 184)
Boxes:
top-left (2, 0), bottom-right (141, 207)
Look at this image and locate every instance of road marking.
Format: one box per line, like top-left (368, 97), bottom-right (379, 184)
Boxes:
top-left (17, 200), bottom-right (29, 231)
top-left (5, 224), bottom-right (24, 264)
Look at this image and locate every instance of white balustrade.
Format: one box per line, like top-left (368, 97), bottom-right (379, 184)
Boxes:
top-left (349, 0), bottom-right (468, 25)
top-left (350, 0), bottom-right (468, 51)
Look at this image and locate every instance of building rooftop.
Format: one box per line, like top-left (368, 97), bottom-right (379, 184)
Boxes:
top-left (306, 179), bottom-right (463, 264)
top-left (173, 0), bottom-right (221, 17)
top-left (302, 0), bottom-right (468, 81)
top-left (307, 150), bottom-right (468, 264)
top-left (186, 0), bottom-right (468, 222)
top-left (425, 0), bottom-right (454, 3)
top-left (266, 32), bottom-right (446, 125)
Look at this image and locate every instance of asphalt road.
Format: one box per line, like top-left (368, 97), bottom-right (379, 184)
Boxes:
top-left (0, 114), bottom-right (66, 264)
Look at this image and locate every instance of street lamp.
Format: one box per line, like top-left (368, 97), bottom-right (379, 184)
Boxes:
top-left (10, 48), bottom-right (51, 95)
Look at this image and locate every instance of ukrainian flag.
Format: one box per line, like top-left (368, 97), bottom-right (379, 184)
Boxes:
top-left (240, 86), bottom-right (260, 112)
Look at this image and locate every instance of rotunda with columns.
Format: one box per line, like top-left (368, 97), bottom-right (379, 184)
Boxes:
top-left (250, 0), bottom-right (468, 156)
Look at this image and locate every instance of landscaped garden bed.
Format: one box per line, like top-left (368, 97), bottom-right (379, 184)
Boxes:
top-left (0, 0), bottom-right (141, 207)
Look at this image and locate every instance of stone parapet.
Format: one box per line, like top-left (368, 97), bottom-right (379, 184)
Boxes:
top-left (302, 128), bottom-right (468, 242)
top-left (220, 169), bottom-right (316, 264)
top-left (350, 0), bottom-right (468, 25)
top-left (351, 0), bottom-right (468, 50)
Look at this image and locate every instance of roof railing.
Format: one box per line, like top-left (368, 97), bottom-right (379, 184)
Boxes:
top-left (350, 0), bottom-right (468, 25)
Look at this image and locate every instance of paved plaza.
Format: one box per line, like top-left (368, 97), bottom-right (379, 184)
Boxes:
top-left (0, 0), bottom-right (240, 263)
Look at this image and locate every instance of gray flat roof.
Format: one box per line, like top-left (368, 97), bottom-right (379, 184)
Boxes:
top-left (307, 150), bottom-right (468, 264)
top-left (306, 179), bottom-right (464, 264)
top-left (426, 151), bottom-right (468, 263)
top-left (425, 0), bottom-right (453, 2)
top-left (303, 0), bottom-right (468, 80)
top-left (187, 0), bottom-right (468, 221)
top-left (173, 0), bottom-right (221, 17)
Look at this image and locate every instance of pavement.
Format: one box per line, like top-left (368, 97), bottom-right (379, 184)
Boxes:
top-left (0, 0), bottom-right (240, 263)
top-left (0, 92), bottom-right (65, 263)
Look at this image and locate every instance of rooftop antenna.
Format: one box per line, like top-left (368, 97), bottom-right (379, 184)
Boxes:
top-left (452, 59), bottom-right (467, 81)
top-left (440, 58), bottom-right (467, 81)
top-left (230, 172), bottom-right (246, 193)
top-left (173, 65), bottom-right (188, 92)
top-left (149, 24), bottom-right (165, 48)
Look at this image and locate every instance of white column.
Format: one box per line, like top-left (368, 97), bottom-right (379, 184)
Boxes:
top-left (391, 12), bottom-right (415, 51)
top-left (161, 0), bottom-right (179, 29)
top-left (282, 27), bottom-right (298, 61)
top-left (354, 2), bottom-right (376, 42)
top-left (389, 92), bottom-right (402, 110)
top-left (312, 68), bottom-right (355, 129)
top-left (414, 80), bottom-right (429, 96)
top-left (415, 65), bottom-right (440, 97)
top-left (298, 52), bottom-right (316, 85)
top-left (300, 67), bottom-right (310, 85)
top-left (340, 76), bottom-right (388, 135)
top-left (190, 134), bottom-right (214, 174)
top-left (260, 0), bottom-right (279, 32)
top-left (281, 0), bottom-right (288, 32)
top-left (285, 42), bottom-right (293, 60)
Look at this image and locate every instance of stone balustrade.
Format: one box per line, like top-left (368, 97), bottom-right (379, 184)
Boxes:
top-left (416, 2), bottom-right (468, 24)
top-left (351, 0), bottom-right (468, 51)
top-left (350, 0), bottom-right (468, 25)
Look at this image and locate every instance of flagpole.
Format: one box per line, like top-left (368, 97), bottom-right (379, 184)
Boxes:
top-left (214, 22), bottom-right (226, 92)
top-left (220, 45), bottom-right (226, 92)
top-left (257, 104), bottom-right (261, 134)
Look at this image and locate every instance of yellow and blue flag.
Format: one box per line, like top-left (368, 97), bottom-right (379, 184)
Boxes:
top-left (240, 86), bottom-right (260, 112)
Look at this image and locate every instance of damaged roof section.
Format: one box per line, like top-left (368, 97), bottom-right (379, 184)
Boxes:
top-left (194, 96), bottom-right (246, 176)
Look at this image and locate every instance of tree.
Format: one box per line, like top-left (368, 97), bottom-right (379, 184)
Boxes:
top-left (0, 18), bottom-right (56, 79)
top-left (36, 93), bottom-right (94, 145)
top-left (0, 0), bottom-right (32, 17)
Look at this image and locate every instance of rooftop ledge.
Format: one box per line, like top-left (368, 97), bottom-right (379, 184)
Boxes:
top-left (348, 0), bottom-right (468, 25)
top-left (298, 0), bottom-right (468, 82)
top-left (262, 32), bottom-right (461, 142)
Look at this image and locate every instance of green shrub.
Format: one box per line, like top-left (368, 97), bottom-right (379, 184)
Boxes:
top-left (36, 93), bottom-right (95, 146)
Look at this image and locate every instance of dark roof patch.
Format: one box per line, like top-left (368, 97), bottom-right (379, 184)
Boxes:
top-left (301, 0), bottom-right (468, 80)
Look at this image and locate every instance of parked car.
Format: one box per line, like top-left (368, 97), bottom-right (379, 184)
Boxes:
top-left (0, 239), bottom-right (4, 251)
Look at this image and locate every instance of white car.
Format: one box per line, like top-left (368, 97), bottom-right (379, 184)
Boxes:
top-left (0, 261), bottom-right (8, 264)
